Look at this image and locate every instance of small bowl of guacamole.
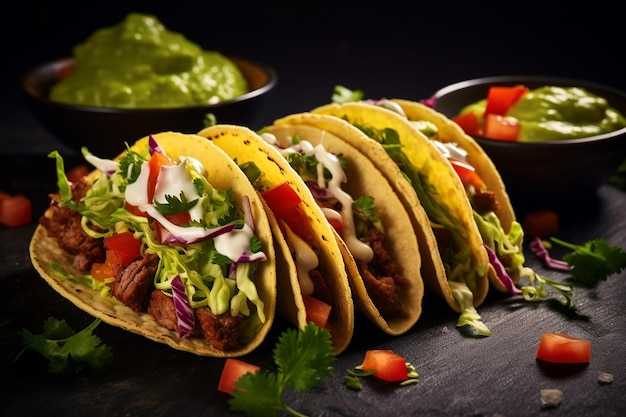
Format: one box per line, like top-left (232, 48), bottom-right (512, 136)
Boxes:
top-left (20, 13), bottom-right (277, 157)
top-left (430, 75), bottom-right (626, 208)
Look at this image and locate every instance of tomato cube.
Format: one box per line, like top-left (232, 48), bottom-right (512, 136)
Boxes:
top-left (218, 358), bottom-right (260, 394)
top-left (361, 350), bottom-right (408, 382)
top-left (484, 85), bottom-right (529, 116)
top-left (452, 111), bottom-right (480, 136)
top-left (483, 114), bottom-right (521, 141)
top-left (536, 332), bottom-right (591, 364)
top-left (523, 210), bottom-right (559, 238)
top-left (0, 194), bottom-right (32, 227)
top-left (103, 231), bottom-right (142, 264)
top-left (303, 295), bottom-right (332, 329)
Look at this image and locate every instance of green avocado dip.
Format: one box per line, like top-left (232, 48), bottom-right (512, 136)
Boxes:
top-left (50, 13), bottom-right (248, 108)
top-left (459, 86), bottom-right (626, 142)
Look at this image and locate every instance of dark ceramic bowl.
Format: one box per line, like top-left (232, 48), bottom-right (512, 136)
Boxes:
top-left (19, 56), bottom-right (277, 158)
top-left (432, 75), bottom-right (626, 205)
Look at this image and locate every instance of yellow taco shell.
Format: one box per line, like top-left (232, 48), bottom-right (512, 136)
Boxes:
top-left (266, 121), bottom-right (424, 335)
top-left (29, 132), bottom-right (277, 357)
top-left (197, 124), bottom-right (354, 355)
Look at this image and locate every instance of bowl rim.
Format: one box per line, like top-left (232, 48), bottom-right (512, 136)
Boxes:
top-left (19, 55), bottom-right (277, 113)
top-left (432, 74), bottom-right (626, 147)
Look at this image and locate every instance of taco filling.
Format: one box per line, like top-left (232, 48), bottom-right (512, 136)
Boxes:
top-left (39, 135), bottom-right (268, 352)
top-left (311, 101), bottom-right (490, 336)
top-left (378, 99), bottom-right (525, 294)
top-left (260, 131), bottom-right (408, 319)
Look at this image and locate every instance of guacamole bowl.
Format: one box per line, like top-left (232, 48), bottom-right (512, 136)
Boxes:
top-left (431, 75), bottom-right (626, 208)
top-left (19, 56), bottom-right (277, 158)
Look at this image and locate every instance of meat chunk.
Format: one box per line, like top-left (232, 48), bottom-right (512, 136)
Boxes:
top-left (195, 307), bottom-right (243, 351)
top-left (472, 189), bottom-right (499, 215)
top-left (109, 253), bottom-right (160, 311)
top-left (359, 227), bottom-right (407, 318)
top-left (39, 179), bottom-right (106, 272)
top-left (147, 289), bottom-right (178, 332)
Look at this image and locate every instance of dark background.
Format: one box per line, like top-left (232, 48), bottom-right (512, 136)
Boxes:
top-left (2, 2), bottom-right (626, 417)
top-left (2, 0), bottom-right (624, 154)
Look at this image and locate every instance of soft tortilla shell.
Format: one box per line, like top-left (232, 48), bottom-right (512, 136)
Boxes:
top-left (29, 131), bottom-right (277, 357)
top-left (197, 124), bottom-right (354, 355)
top-left (266, 122), bottom-right (424, 335)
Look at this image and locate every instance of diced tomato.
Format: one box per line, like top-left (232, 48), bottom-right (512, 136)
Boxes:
top-left (262, 184), bottom-right (307, 237)
top-left (90, 261), bottom-right (118, 281)
top-left (523, 210), bottom-right (559, 238)
top-left (66, 164), bottom-right (90, 183)
top-left (452, 111), bottom-right (480, 136)
top-left (448, 159), bottom-right (486, 190)
top-left (217, 358), bottom-right (260, 394)
top-left (327, 217), bottom-right (345, 234)
top-left (125, 202), bottom-right (149, 217)
top-left (322, 207), bottom-right (345, 234)
top-left (484, 85), bottom-right (529, 116)
top-left (483, 114), bottom-right (521, 141)
top-left (147, 151), bottom-right (174, 203)
top-left (0, 193), bottom-right (32, 227)
top-left (154, 211), bottom-right (192, 242)
top-left (360, 350), bottom-right (408, 382)
top-left (103, 231), bottom-right (142, 264)
top-left (536, 332), bottom-right (591, 364)
top-left (303, 295), bottom-right (332, 329)
top-left (261, 183), bottom-right (302, 217)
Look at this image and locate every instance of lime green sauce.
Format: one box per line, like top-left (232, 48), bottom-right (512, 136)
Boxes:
top-left (50, 13), bottom-right (248, 108)
top-left (460, 86), bottom-right (626, 141)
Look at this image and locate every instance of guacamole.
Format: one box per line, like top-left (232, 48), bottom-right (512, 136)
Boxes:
top-left (50, 13), bottom-right (248, 108)
top-left (459, 86), bottom-right (626, 141)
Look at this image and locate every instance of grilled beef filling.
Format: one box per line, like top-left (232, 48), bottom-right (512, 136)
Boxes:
top-left (39, 179), bottom-right (244, 350)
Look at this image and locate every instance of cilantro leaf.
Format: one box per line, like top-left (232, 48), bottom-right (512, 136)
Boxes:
top-left (551, 237), bottom-right (626, 286)
top-left (153, 192), bottom-right (198, 216)
top-left (331, 85), bottom-right (364, 103)
top-left (274, 322), bottom-right (334, 391)
top-left (17, 317), bottom-right (112, 374)
top-left (228, 323), bottom-right (335, 417)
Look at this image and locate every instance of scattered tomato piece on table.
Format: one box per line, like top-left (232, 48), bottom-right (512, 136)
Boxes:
top-left (218, 358), bottom-right (260, 394)
top-left (0, 191), bottom-right (32, 227)
top-left (360, 349), bottom-right (409, 382)
top-left (536, 332), bottom-right (591, 363)
top-left (523, 209), bottom-right (559, 237)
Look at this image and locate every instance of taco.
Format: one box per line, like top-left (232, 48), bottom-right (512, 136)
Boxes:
top-left (305, 102), bottom-right (492, 336)
top-left (262, 118), bottom-right (424, 336)
top-left (29, 132), bottom-right (276, 357)
top-left (196, 124), bottom-right (354, 355)
top-left (388, 99), bottom-right (525, 294)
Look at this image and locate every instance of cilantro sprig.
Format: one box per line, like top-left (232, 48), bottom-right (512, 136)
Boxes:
top-left (551, 237), bottom-right (626, 286)
top-left (228, 323), bottom-right (335, 417)
top-left (16, 317), bottom-right (112, 374)
top-left (522, 236), bottom-right (626, 309)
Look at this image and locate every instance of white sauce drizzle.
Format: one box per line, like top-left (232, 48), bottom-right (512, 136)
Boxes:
top-left (153, 158), bottom-right (203, 222)
top-left (215, 224), bottom-right (265, 262)
top-left (281, 222), bottom-right (317, 296)
top-left (312, 142), bottom-right (373, 262)
top-left (261, 131), bottom-right (373, 263)
top-left (123, 153), bottom-right (261, 257)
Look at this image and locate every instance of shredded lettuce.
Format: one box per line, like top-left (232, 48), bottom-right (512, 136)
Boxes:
top-left (47, 142), bottom-right (267, 342)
